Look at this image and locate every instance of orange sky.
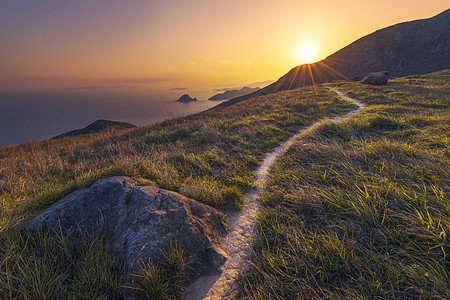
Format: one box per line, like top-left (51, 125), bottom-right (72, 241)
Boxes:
top-left (0, 1), bottom-right (448, 92)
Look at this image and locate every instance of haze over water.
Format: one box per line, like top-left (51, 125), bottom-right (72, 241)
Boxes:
top-left (0, 88), bottom-right (221, 146)
top-left (0, 1), bottom-right (447, 146)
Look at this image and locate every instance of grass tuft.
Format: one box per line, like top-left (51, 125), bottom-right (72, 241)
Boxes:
top-left (0, 85), bottom-right (357, 298)
top-left (242, 70), bottom-right (450, 299)
top-left (127, 241), bottom-right (195, 300)
top-left (0, 225), bottom-right (122, 299)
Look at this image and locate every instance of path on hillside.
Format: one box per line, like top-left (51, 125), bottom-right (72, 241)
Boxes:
top-left (182, 89), bottom-right (367, 300)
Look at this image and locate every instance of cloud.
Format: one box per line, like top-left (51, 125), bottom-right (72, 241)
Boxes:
top-left (63, 77), bottom-right (179, 90)
top-left (64, 85), bottom-right (147, 90)
top-left (170, 87), bottom-right (189, 91)
top-left (213, 59), bottom-right (251, 68)
top-left (246, 80), bottom-right (275, 88)
top-left (218, 59), bottom-right (232, 66)
top-left (94, 77), bottom-right (171, 84)
top-left (213, 80), bottom-right (275, 92)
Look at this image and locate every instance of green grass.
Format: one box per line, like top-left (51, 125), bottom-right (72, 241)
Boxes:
top-left (0, 86), bottom-right (355, 228)
top-left (0, 85), bottom-right (355, 298)
top-left (0, 226), bottom-right (122, 299)
top-left (241, 70), bottom-right (450, 299)
top-left (127, 241), bottom-right (195, 300)
top-left (0, 226), bottom-right (193, 299)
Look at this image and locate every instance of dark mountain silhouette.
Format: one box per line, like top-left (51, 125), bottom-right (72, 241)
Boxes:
top-left (176, 94), bottom-right (198, 102)
top-left (209, 87), bottom-right (260, 101)
top-left (53, 119), bottom-right (136, 139)
top-left (220, 9), bottom-right (449, 107)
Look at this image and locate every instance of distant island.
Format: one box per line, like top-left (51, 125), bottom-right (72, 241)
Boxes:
top-left (209, 87), bottom-right (260, 101)
top-left (53, 119), bottom-right (136, 139)
top-left (176, 94), bottom-right (198, 102)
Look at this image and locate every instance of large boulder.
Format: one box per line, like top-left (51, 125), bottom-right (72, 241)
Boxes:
top-left (360, 71), bottom-right (389, 85)
top-left (27, 176), bottom-right (227, 274)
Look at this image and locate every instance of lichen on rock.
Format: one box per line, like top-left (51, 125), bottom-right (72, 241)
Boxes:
top-left (27, 176), bottom-right (227, 275)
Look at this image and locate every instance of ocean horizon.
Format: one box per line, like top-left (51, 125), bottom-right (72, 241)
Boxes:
top-left (0, 88), bottom-right (223, 146)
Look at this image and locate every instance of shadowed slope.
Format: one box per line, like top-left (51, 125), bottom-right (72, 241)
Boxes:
top-left (219, 9), bottom-right (449, 108)
top-left (323, 9), bottom-right (449, 79)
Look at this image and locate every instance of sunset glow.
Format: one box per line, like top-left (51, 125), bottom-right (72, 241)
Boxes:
top-left (297, 44), bottom-right (317, 64)
top-left (0, 1), bottom-right (448, 92)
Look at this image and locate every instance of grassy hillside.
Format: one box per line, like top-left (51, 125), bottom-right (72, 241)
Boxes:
top-left (0, 86), bottom-right (356, 298)
top-left (242, 70), bottom-right (449, 299)
top-left (1, 70), bottom-right (447, 299)
top-left (0, 87), bottom-right (355, 228)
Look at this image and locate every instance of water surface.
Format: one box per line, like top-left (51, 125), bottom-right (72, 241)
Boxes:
top-left (0, 88), bottom-right (222, 146)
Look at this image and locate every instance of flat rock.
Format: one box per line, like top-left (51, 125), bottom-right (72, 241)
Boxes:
top-left (27, 176), bottom-right (227, 274)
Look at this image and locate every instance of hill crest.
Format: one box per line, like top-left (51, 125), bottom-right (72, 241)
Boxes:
top-left (220, 9), bottom-right (449, 107)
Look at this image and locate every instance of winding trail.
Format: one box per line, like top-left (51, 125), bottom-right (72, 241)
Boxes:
top-left (182, 89), bottom-right (367, 300)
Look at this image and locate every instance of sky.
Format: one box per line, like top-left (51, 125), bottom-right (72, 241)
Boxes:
top-left (0, 0), bottom-right (448, 92)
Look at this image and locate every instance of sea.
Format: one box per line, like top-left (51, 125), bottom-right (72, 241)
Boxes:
top-left (0, 88), bottom-right (224, 146)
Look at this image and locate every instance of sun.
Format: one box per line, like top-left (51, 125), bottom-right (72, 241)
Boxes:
top-left (297, 44), bottom-right (316, 64)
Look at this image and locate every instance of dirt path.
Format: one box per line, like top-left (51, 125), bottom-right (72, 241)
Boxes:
top-left (182, 89), bottom-right (367, 300)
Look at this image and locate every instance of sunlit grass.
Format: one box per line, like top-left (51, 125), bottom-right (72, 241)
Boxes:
top-left (0, 85), bottom-right (356, 298)
top-left (242, 70), bottom-right (450, 299)
top-left (0, 86), bottom-right (355, 230)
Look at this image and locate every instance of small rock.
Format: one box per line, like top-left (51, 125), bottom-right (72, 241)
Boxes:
top-left (177, 187), bottom-right (188, 194)
top-left (360, 71), bottom-right (389, 85)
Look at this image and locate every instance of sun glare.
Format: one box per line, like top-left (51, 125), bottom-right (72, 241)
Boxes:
top-left (297, 44), bottom-right (316, 64)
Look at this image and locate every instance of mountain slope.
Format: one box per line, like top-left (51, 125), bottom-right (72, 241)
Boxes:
top-left (220, 9), bottom-right (449, 107)
top-left (323, 9), bottom-right (449, 78)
